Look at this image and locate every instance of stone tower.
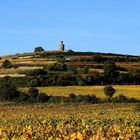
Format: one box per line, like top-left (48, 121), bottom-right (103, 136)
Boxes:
top-left (59, 41), bottom-right (65, 51)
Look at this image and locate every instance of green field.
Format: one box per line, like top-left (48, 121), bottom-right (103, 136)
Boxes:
top-left (24, 85), bottom-right (140, 99)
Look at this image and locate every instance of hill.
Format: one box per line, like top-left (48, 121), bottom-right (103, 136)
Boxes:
top-left (0, 51), bottom-right (140, 76)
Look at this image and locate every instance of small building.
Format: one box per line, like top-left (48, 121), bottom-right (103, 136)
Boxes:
top-left (12, 56), bottom-right (18, 59)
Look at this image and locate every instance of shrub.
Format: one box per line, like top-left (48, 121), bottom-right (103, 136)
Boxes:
top-left (48, 96), bottom-right (68, 104)
top-left (28, 78), bottom-right (40, 87)
top-left (19, 93), bottom-right (30, 102)
top-left (69, 93), bottom-right (76, 99)
top-left (28, 87), bottom-right (39, 98)
top-left (36, 93), bottom-right (50, 102)
top-left (128, 98), bottom-right (139, 103)
top-left (112, 94), bottom-right (128, 103)
top-left (112, 94), bottom-right (139, 103)
top-left (69, 94), bottom-right (99, 103)
top-left (78, 95), bottom-right (91, 103)
top-left (90, 94), bottom-right (99, 103)
top-left (116, 94), bottom-right (128, 102)
top-left (80, 94), bottom-right (99, 103)
top-left (44, 62), bottom-right (67, 71)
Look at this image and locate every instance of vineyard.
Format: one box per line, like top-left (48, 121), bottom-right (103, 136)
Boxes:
top-left (0, 52), bottom-right (140, 139)
top-left (0, 103), bottom-right (139, 139)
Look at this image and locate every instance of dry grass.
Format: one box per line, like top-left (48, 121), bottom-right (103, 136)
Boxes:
top-left (0, 66), bottom-right (43, 74)
top-left (0, 68), bottom-right (17, 74)
top-left (21, 85), bottom-right (140, 99)
top-left (116, 62), bottom-right (140, 69)
top-left (89, 68), bottom-right (104, 73)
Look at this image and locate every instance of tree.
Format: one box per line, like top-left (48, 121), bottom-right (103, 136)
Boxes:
top-left (67, 65), bottom-right (78, 74)
top-left (67, 49), bottom-right (74, 53)
top-left (28, 87), bottom-right (39, 98)
top-left (2, 60), bottom-right (12, 69)
top-left (0, 77), bottom-right (19, 100)
top-left (54, 62), bottom-right (67, 71)
top-left (28, 87), bottom-right (50, 102)
top-left (104, 85), bottom-right (116, 101)
top-left (103, 60), bottom-right (119, 84)
top-left (34, 46), bottom-right (44, 52)
top-left (117, 73), bottom-right (131, 85)
top-left (128, 69), bottom-right (140, 84)
top-left (26, 69), bottom-right (47, 76)
top-left (82, 66), bottom-right (89, 74)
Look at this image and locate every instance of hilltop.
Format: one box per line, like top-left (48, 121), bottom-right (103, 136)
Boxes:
top-left (0, 47), bottom-right (140, 74)
top-left (0, 41), bottom-right (140, 87)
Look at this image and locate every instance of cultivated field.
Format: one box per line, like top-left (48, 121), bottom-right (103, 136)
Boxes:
top-left (0, 52), bottom-right (140, 139)
top-left (30, 85), bottom-right (140, 99)
top-left (0, 103), bottom-right (139, 139)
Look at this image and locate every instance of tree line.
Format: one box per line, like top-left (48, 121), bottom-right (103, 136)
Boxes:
top-left (0, 77), bottom-right (138, 103)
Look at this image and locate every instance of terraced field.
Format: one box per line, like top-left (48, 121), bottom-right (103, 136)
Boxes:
top-left (1, 52), bottom-right (140, 72)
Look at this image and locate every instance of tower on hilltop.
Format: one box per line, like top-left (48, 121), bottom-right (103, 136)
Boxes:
top-left (59, 41), bottom-right (65, 51)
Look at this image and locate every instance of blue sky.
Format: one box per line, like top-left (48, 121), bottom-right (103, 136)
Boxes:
top-left (0, 0), bottom-right (140, 55)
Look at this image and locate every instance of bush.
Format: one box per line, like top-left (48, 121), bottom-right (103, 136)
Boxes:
top-left (112, 94), bottom-right (139, 103)
top-left (89, 94), bottom-right (99, 103)
top-left (69, 94), bottom-right (99, 103)
top-left (36, 93), bottom-right (50, 102)
top-left (48, 96), bottom-right (68, 104)
top-left (79, 94), bottom-right (99, 103)
top-left (19, 93), bottom-right (30, 102)
top-left (28, 87), bottom-right (39, 98)
top-left (112, 94), bottom-right (128, 103)
top-left (44, 62), bottom-right (67, 71)
top-left (128, 98), bottom-right (139, 103)
top-left (69, 93), bottom-right (76, 99)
